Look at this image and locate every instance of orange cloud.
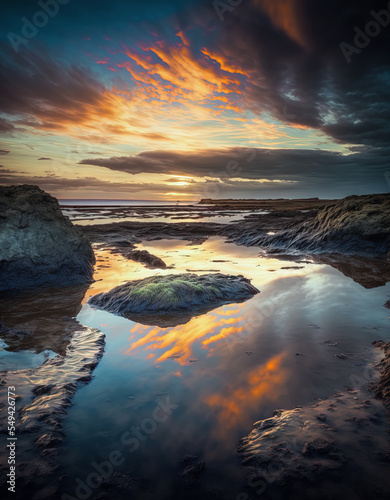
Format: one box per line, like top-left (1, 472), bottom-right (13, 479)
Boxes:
top-left (254, 0), bottom-right (307, 48)
top-left (119, 37), bottom-right (246, 114)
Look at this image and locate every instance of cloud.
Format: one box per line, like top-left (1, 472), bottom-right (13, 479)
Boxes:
top-left (0, 118), bottom-right (15, 133)
top-left (0, 0), bottom-right (389, 199)
top-left (38, 157), bottom-right (52, 160)
top-left (0, 149), bottom-right (10, 155)
top-left (0, 45), bottom-right (118, 135)
top-left (0, 172), bottom-right (176, 195)
top-left (79, 146), bottom-right (390, 198)
top-left (205, 0), bottom-right (390, 148)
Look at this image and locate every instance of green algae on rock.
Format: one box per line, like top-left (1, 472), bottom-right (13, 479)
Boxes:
top-left (88, 273), bottom-right (259, 327)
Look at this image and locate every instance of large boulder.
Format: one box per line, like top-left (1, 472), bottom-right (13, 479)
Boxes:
top-left (0, 185), bottom-right (95, 291)
top-left (89, 273), bottom-right (259, 327)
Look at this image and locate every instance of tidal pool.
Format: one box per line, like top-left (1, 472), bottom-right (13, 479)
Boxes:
top-left (1, 237), bottom-right (389, 499)
top-left (59, 238), bottom-right (390, 499)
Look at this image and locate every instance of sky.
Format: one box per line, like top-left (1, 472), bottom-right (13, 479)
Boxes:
top-left (0, 0), bottom-right (389, 200)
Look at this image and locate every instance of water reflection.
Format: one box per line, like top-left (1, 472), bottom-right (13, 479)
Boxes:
top-left (1, 234), bottom-right (389, 499)
top-left (126, 303), bottom-right (249, 364)
top-left (0, 283), bottom-right (88, 356)
top-left (204, 352), bottom-right (289, 433)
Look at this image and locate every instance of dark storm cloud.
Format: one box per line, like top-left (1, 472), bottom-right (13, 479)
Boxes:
top-left (79, 147), bottom-right (387, 179)
top-left (210, 0), bottom-right (390, 148)
top-left (79, 146), bottom-right (390, 196)
top-left (0, 172), bottom-right (176, 194)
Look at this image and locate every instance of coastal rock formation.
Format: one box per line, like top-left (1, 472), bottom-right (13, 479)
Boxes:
top-left (237, 391), bottom-right (390, 497)
top-left (225, 194), bottom-right (390, 257)
top-left (238, 342), bottom-right (390, 497)
top-left (0, 185), bottom-right (95, 291)
top-left (127, 249), bottom-right (167, 269)
top-left (89, 273), bottom-right (259, 327)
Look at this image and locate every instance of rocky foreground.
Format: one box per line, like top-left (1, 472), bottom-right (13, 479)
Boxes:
top-left (89, 273), bottom-right (259, 327)
top-left (237, 341), bottom-right (390, 499)
top-left (0, 185), bottom-right (95, 291)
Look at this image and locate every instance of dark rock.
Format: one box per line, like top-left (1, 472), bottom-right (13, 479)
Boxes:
top-left (89, 273), bottom-right (259, 327)
top-left (322, 340), bottom-right (339, 347)
top-left (127, 249), bottom-right (167, 269)
top-left (35, 432), bottom-right (64, 448)
top-left (237, 391), bottom-right (388, 489)
top-left (178, 455), bottom-right (206, 484)
top-left (0, 325), bottom-right (105, 494)
top-left (0, 185), bottom-right (95, 291)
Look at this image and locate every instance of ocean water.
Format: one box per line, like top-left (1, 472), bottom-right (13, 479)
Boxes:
top-left (59, 199), bottom-right (198, 207)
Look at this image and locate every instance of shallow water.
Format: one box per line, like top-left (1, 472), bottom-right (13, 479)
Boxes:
top-left (67, 239), bottom-right (390, 498)
top-left (61, 206), bottom-right (267, 225)
top-left (1, 237), bottom-right (390, 499)
top-left (0, 344), bottom-right (56, 371)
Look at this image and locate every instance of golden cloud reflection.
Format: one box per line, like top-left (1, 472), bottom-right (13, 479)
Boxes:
top-left (204, 352), bottom-right (289, 432)
top-left (125, 303), bottom-right (247, 365)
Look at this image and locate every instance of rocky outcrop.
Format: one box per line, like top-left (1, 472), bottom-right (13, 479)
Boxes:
top-left (0, 185), bottom-right (95, 291)
top-left (237, 390), bottom-right (389, 496)
top-left (127, 249), bottom-right (167, 269)
top-left (89, 273), bottom-right (259, 327)
top-left (225, 194), bottom-right (390, 257)
top-left (178, 455), bottom-right (206, 484)
top-left (237, 342), bottom-right (390, 497)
